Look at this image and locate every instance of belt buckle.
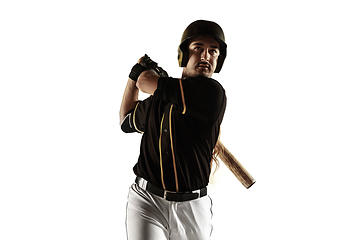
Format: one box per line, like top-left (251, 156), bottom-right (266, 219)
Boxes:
top-left (192, 189), bottom-right (201, 198)
top-left (163, 190), bottom-right (176, 200)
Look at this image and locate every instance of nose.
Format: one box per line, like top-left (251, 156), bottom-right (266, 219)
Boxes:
top-left (200, 48), bottom-right (210, 62)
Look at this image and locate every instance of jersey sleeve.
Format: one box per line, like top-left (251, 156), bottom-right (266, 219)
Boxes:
top-left (120, 97), bottom-right (152, 134)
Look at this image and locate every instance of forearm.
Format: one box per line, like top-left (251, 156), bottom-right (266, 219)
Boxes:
top-left (136, 70), bottom-right (160, 95)
top-left (119, 55), bottom-right (161, 123)
top-left (119, 78), bottom-right (139, 123)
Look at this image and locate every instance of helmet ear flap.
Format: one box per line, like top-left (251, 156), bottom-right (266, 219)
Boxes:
top-left (214, 47), bottom-right (226, 73)
top-left (177, 47), bottom-right (185, 67)
top-left (177, 41), bottom-right (189, 68)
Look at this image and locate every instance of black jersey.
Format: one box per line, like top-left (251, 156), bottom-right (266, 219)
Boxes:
top-left (121, 76), bottom-right (226, 192)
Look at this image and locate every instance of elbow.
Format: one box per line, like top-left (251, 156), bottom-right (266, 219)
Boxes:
top-left (119, 113), bottom-right (126, 125)
top-left (119, 108), bottom-right (128, 124)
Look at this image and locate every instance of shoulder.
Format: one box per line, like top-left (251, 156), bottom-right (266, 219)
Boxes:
top-left (185, 77), bottom-right (225, 95)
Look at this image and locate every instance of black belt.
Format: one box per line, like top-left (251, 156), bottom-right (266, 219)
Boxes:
top-left (135, 177), bottom-right (207, 202)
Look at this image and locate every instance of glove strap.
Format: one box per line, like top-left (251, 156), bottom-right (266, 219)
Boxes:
top-left (129, 63), bottom-right (147, 82)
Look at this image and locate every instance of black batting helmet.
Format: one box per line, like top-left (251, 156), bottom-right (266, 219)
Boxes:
top-left (178, 20), bottom-right (227, 73)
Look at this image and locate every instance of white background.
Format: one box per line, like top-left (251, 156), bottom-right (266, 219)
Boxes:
top-left (1, 0), bottom-right (359, 239)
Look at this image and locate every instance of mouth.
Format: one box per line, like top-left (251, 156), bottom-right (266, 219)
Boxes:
top-left (196, 62), bottom-right (211, 70)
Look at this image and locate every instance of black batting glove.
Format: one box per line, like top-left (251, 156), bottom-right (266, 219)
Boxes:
top-left (129, 54), bottom-right (169, 81)
top-left (142, 54), bottom-right (169, 77)
top-left (129, 63), bottom-right (147, 82)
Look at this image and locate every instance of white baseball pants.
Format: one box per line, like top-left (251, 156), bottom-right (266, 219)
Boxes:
top-left (126, 183), bottom-right (213, 240)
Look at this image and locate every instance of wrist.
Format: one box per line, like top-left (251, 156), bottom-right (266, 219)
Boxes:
top-left (127, 77), bottom-right (139, 90)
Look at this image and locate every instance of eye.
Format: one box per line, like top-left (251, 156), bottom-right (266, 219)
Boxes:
top-left (210, 49), bottom-right (219, 55)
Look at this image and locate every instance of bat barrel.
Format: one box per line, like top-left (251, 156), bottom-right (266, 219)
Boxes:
top-left (217, 141), bottom-right (256, 189)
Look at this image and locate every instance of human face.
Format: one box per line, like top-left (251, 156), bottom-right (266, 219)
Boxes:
top-left (182, 36), bottom-right (220, 78)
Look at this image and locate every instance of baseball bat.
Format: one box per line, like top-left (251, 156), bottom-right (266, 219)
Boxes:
top-left (217, 141), bottom-right (256, 189)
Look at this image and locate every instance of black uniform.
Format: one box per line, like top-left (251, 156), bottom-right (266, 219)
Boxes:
top-left (121, 76), bottom-right (226, 192)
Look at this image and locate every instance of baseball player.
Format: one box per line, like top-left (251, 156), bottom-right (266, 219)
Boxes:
top-left (119, 20), bottom-right (227, 240)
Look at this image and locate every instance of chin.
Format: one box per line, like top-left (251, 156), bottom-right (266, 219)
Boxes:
top-left (194, 68), bottom-right (212, 77)
top-left (183, 68), bottom-right (213, 78)
top-left (197, 71), bottom-right (213, 78)
top-left (197, 73), bottom-right (211, 78)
